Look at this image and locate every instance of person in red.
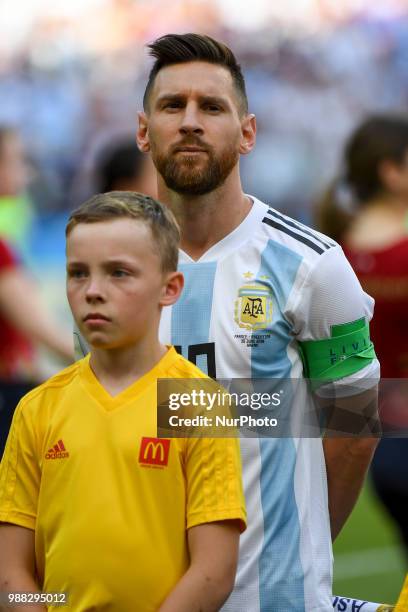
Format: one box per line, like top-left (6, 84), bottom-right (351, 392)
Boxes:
top-left (0, 237), bottom-right (73, 457)
top-left (0, 240), bottom-right (35, 379)
top-left (316, 114), bottom-right (408, 558)
top-left (0, 128), bottom-right (73, 458)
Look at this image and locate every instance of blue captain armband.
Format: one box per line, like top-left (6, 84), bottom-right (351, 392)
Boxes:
top-left (298, 318), bottom-right (376, 390)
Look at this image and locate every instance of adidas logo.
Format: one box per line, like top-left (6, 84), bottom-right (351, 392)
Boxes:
top-left (45, 439), bottom-right (69, 460)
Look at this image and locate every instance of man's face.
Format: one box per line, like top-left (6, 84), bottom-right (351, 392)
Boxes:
top-left (66, 219), bottom-right (168, 350)
top-left (139, 62), bottom-right (252, 195)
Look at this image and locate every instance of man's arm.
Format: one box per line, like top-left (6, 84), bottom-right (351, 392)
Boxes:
top-left (0, 524), bottom-right (45, 612)
top-left (323, 436), bottom-right (378, 540)
top-left (321, 386), bottom-right (380, 540)
top-left (158, 521), bottom-right (240, 612)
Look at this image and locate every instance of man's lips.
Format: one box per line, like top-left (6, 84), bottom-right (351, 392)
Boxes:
top-left (174, 145), bottom-right (208, 153)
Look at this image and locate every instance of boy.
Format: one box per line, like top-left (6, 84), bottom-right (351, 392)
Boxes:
top-left (0, 191), bottom-right (246, 612)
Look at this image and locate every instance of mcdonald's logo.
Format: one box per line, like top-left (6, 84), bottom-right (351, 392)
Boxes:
top-left (139, 437), bottom-right (170, 467)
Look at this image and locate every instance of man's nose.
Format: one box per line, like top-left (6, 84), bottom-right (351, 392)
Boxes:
top-left (179, 103), bottom-right (203, 135)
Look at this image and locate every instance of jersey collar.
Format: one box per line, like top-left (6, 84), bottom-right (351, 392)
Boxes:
top-left (179, 196), bottom-right (267, 264)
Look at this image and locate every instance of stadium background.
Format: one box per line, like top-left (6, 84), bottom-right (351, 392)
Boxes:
top-left (1, 0), bottom-right (407, 604)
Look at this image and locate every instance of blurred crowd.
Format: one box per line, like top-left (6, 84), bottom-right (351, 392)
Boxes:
top-left (1, 1), bottom-right (408, 218)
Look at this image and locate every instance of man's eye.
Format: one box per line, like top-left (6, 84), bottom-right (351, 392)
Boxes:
top-left (164, 102), bottom-right (182, 110)
top-left (205, 104), bottom-right (221, 112)
top-left (112, 269), bottom-right (129, 277)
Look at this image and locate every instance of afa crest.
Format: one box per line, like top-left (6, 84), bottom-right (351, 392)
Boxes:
top-left (234, 282), bottom-right (273, 331)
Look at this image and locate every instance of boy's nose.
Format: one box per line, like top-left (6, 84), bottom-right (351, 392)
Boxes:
top-left (85, 278), bottom-right (105, 302)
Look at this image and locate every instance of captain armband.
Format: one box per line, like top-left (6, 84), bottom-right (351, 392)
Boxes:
top-left (298, 318), bottom-right (376, 390)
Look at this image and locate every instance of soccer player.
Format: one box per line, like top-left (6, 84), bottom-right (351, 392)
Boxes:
top-left (134, 34), bottom-right (380, 611)
top-left (0, 192), bottom-right (246, 612)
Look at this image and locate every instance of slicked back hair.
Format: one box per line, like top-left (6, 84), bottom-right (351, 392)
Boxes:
top-left (143, 33), bottom-right (248, 115)
top-left (66, 191), bottom-right (180, 273)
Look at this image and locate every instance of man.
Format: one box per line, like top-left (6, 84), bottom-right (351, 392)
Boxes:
top-left (134, 33), bottom-right (380, 611)
top-left (0, 192), bottom-right (246, 612)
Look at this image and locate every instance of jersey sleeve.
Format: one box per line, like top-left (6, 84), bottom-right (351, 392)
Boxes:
top-left (0, 399), bottom-right (41, 530)
top-left (184, 436), bottom-right (246, 533)
top-left (289, 245), bottom-right (380, 395)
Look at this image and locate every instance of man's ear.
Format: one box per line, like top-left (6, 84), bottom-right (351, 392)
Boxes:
top-left (137, 111), bottom-right (150, 153)
top-left (160, 271), bottom-right (184, 307)
top-left (239, 113), bottom-right (256, 156)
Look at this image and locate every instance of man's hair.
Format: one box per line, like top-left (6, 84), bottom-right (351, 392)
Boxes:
top-left (345, 114), bottom-right (408, 201)
top-left (94, 139), bottom-right (145, 193)
top-left (66, 191), bottom-right (180, 273)
top-left (143, 33), bottom-right (248, 115)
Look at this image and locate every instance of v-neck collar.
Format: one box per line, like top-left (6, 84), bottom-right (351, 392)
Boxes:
top-left (179, 196), bottom-right (267, 264)
top-left (78, 346), bottom-right (178, 412)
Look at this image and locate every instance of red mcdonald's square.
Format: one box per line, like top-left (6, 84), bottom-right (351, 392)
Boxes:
top-left (139, 437), bottom-right (171, 467)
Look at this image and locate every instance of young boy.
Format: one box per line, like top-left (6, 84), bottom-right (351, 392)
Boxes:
top-left (0, 191), bottom-right (246, 612)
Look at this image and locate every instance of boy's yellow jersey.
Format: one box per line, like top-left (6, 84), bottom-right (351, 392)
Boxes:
top-left (0, 347), bottom-right (246, 611)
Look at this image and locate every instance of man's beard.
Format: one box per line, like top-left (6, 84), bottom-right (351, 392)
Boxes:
top-left (152, 141), bottom-right (239, 196)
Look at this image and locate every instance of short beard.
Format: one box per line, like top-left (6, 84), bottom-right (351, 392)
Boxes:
top-left (152, 144), bottom-right (239, 196)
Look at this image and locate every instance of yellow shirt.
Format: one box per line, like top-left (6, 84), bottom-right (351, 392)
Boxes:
top-left (0, 347), bottom-right (246, 611)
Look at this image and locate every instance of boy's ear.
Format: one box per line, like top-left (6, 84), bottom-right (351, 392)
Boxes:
top-left (137, 112), bottom-right (150, 153)
top-left (160, 271), bottom-right (184, 307)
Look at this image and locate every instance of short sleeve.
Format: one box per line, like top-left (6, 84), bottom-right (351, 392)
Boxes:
top-left (291, 245), bottom-right (374, 340)
top-left (185, 437), bottom-right (246, 533)
top-left (290, 245), bottom-right (380, 395)
top-left (0, 400), bottom-right (40, 530)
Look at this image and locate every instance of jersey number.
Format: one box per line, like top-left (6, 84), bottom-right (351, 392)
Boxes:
top-left (174, 343), bottom-right (217, 378)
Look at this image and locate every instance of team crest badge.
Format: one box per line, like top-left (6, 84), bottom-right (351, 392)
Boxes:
top-left (234, 282), bottom-right (273, 331)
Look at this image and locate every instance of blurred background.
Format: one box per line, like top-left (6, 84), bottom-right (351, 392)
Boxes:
top-left (1, 0), bottom-right (407, 604)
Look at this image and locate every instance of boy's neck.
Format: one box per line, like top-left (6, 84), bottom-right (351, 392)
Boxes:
top-left (89, 339), bottom-right (168, 397)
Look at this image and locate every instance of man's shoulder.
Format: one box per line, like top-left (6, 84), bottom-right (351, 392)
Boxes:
top-left (251, 198), bottom-right (340, 264)
top-left (19, 360), bottom-right (82, 409)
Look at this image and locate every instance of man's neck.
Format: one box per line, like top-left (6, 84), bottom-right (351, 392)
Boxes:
top-left (158, 169), bottom-right (252, 261)
top-left (89, 337), bottom-right (167, 397)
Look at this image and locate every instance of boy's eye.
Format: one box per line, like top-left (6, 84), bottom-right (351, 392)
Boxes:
top-left (112, 269), bottom-right (129, 277)
top-left (68, 269), bottom-right (86, 279)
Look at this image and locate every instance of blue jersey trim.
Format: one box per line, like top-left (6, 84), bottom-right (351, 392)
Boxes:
top-left (171, 262), bottom-right (217, 372)
top-left (253, 239), bottom-right (306, 611)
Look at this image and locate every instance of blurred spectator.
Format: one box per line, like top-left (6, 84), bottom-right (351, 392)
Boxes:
top-left (0, 127), bottom-right (35, 257)
top-left (0, 235), bottom-right (74, 458)
top-left (0, 128), bottom-right (73, 459)
top-left (94, 138), bottom-right (157, 196)
top-left (315, 114), bottom-right (408, 560)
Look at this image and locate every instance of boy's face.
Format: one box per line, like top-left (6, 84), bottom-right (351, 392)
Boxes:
top-left (66, 218), bottom-right (178, 350)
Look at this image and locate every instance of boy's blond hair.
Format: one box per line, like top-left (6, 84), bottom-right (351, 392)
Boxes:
top-left (66, 191), bottom-right (180, 272)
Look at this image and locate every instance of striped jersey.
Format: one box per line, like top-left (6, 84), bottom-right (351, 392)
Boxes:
top-left (159, 196), bottom-right (378, 612)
